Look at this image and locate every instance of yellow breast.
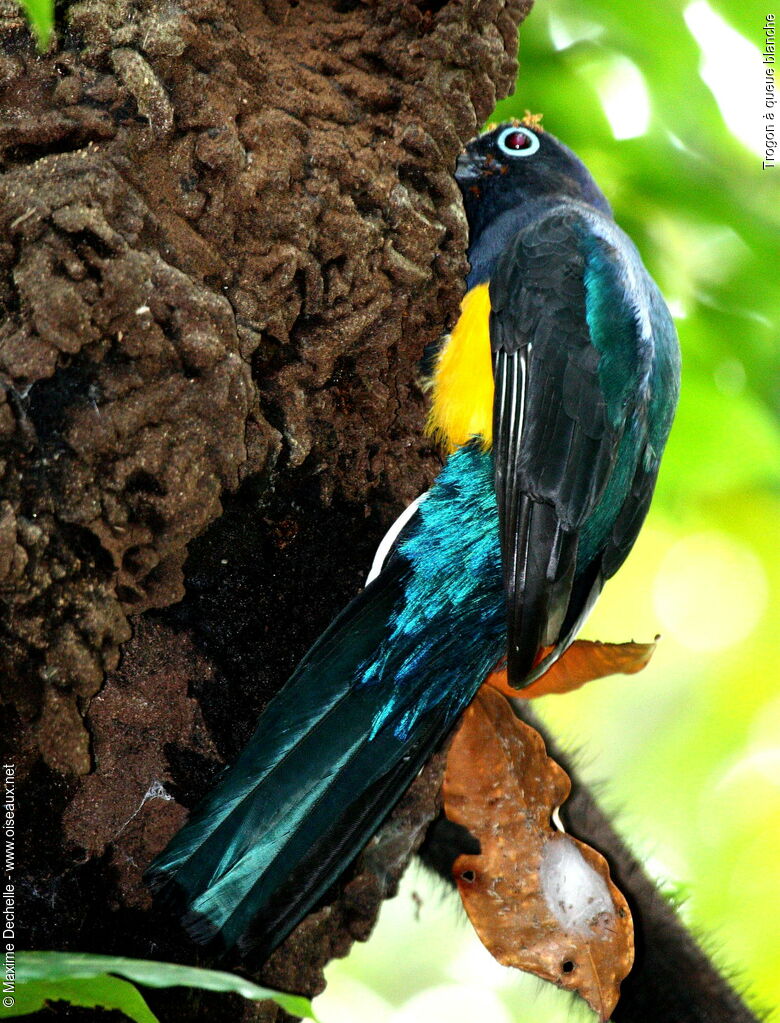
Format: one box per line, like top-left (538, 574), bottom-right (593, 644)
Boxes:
top-left (426, 283), bottom-right (494, 452)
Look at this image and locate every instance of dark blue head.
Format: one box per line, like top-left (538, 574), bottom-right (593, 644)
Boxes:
top-left (456, 121), bottom-right (613, 245)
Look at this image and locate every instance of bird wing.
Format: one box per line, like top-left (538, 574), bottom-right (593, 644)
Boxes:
top-left (488, 206), bottom-right (656, 687)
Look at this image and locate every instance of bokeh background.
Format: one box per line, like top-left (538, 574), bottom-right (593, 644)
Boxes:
top-left (317, 0), bottom-right (780, 1019)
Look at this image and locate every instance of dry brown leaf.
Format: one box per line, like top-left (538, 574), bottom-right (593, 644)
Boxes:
top-left (485, 638), bottom-right (657, 700)
top-left (444, 686), bottom-right (634, 1020)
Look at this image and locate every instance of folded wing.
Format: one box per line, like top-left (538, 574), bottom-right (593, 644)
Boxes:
top-left (489, 206), bottom-right (664, 686)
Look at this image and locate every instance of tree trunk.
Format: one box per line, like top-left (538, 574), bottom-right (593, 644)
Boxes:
top-left (0, 0), bottom-right (758, 1020)
top-left (1, 0), bottom-right (527, 1016)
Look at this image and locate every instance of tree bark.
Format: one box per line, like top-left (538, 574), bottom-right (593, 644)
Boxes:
top-left (0, 0), bottom-right (758, 1020)
top-left (2, 0), bottom-right (527, 1016)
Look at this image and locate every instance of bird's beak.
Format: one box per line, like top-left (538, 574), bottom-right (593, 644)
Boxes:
top-left (455, 151), bottom-right (486, 183)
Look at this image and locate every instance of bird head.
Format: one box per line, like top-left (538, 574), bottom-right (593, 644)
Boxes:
top-left (456, 121), bottom-right (612, 240)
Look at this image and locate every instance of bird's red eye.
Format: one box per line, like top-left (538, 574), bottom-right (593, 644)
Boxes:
top-left (496, 125), bottom-right (540, 158)
top-left (503, 131), bottom-right (530, 150)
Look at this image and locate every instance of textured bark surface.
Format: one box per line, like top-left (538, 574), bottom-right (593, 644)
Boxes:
top-left (1, 0), bottom-right (529, 1015)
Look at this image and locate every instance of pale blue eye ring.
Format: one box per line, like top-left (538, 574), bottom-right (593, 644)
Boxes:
top-left (497, 126), bottom-right (540, 157)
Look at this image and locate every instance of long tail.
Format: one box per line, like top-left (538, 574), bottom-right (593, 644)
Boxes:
top-left (145, 560), bottom-right (462, 956)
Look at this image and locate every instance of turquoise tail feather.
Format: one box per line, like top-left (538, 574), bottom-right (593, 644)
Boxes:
top-left (146, 446), bottom-right (507, 954)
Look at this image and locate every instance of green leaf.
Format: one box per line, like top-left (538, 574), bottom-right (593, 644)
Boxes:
top-left (7, 976), bottom-right (160, 1023)
top-left (2, 952), bottom-right (317, 1021)
top-left (17, 0), bottom-right (53, 49)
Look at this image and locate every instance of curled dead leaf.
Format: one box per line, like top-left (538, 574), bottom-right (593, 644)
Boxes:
top-left (444, 686), bottom-right (634, 1021)
top-left (486, 638), bottom-right (657, 700)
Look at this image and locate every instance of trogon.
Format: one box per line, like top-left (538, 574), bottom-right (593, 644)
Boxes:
top-left (146, 121), bottom-right (681, 956)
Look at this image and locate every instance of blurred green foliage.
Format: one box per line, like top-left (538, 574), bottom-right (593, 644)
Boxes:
top-left (17, 0), bottom-right (52, 48)
top-left (320, 0), bottom-right (780, 1019)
